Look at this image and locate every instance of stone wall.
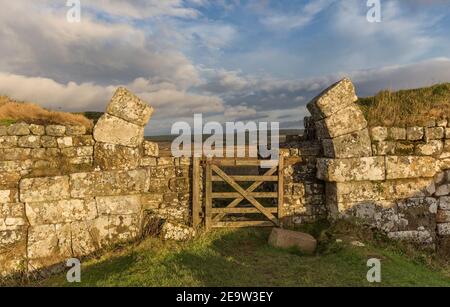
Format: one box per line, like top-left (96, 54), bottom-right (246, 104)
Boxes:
top-left (0, 88), bottom-right (194, 277)
top-left (308, 78), bottom-right (450, 252)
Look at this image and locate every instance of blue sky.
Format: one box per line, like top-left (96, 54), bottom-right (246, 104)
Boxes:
top-left (0, 0), bottom-right (449, 134)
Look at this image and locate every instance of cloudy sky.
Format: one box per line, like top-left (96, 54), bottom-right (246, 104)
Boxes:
top-left (1, 0), bottom-right (450, 135)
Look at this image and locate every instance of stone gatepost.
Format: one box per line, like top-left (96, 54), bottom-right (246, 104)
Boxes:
top-left (306, 78), bottom-right (382, 217)
top-left (93, 88), bottom-right (154, 170)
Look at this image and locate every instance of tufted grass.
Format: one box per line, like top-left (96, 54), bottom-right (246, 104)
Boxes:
top-left (39, 227), bottom-right (450, 287)
top-left (0, 95), bottom-right (93, 128)
top-left (357, 83), bottom-right (450, 127)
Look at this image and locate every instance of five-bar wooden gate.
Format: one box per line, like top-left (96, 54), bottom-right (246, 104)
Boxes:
top-left (192, 156), bottom-right (284, 229)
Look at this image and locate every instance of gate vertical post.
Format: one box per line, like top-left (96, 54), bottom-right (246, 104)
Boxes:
top-left (192, 157), bottom-right (201, 228)
top-left (277, 154), bottom-right (284, 227)
top-left (205, 158), bottom-right (212, 230)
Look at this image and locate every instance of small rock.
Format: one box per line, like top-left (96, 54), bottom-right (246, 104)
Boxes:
top-left (268, 228), bottom-right (317, 254)
top-left (351, 240), bottom-right (365, 247)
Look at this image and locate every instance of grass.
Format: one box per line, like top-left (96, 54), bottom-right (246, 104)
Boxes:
top-left (39, 227), bottom-right (450, 287)
top-left (0, 95), bottom-right (93, 128)
top-left (357, 83), bottom-right (450, 127)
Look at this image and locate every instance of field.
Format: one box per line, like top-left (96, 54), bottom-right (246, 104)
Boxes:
top-left (40, 226), bottom-right (450, 287)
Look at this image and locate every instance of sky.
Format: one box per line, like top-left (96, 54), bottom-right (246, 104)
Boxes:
top-left (0, 0), bottom-right (450, 135)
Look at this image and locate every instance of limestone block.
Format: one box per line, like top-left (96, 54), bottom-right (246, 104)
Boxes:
top-left (20, 176), bottom-right (70, 202)
top-left (140, 157), bottom-right (157, 167)
top-left (93, 114), bottom-right (144, 147)
top-left (435, 184), bottom-right (450, 196)
top-left (72, 135), bottom-right (95, 146)
top-left (407, 127), bottom-right (424, 141)
top-left (0, 229), bottom-right (27, 276)
top-left (141, 193), bottom-right (163, 210)
top-left (388, 127), bottom-right (406, 140)
top-left (57, 137), bottom-right (73, 148)
top-left (437, 210), bottom-right (450, 223)
top-left (439, 196), bottom-right (450, 210)
top-left (0, 203), bottom-right (27, 231)
top-left (415, 140), bottom-right (443, 156)
top-left (387, 230), bottom-right (433, 245)
top-left (0, 126), bottom-right (6, 136)
top-left (26, 199), bottom-right (97, 226)
top-left (94, 142), bottom-right (140, 170)
top-left (370, 127), bottom-right (388, 142)
top-left (315, 103), bottom-right (367, 139)
top-left (70, 169), bottom-right (149, 198)
top-left (106, 87), bottom-right (154, 126)
top-left (397, 197), bottom-right (438, 230)
top-left (31, 148), bottom-right (46, 159)
top-left (393, 178), bottom-right (435, 199)
top-left (445, 128), bottom-right (450, 139)
top-left (437, 119), bottom-right (448, 127)
top-left (161, 222), bottom-right (196, 241)
top-left (386, 156), bottom-right (439, 179)
top-left (0, 160), bottom-right (32, 173)
top-left (45, 125), bottom-right (66, 136)
top-left (18, 135), bottom-right (40, 148)
top-left (1, 148), bottom-right (31, 160)
top-left (143, 141), bottom-right (159, 157)
top-left (328, 181), bottom-right (395, 203)
top-left (425, 127), bottom-right (444, 141)
top-left (317, 157), bottom-right (385, 182)
top-left (437, 223), bottom-right (450, 236)
top-left (0, 136), bottom-right (18, 148)
top-left (0, 172), bottom-right (21, 189)
top-left (268, 228), bottom-right (317, 254)
top-left (61, 146), bottom-right (94, 158)
top-left (395, 141), bottom-right (415, 155)
top-left (70, 217), bottom-right (110, 256)
top-left (7, 123), bottom-right (30, 136)
top-left (372, 141), bottom-right (395, 156)
top-left (66, 125), bottom-right (86, 136)
top-left (322, 129), bottom-right (372, 158)
top-left (40, 136), bottom-right (57, 148)
top-left (96, 195), bottom-right (141, 215)
top-left (306, 78), bottom-right (358, 120)
top-left (29, 124), bottom-right (45, 136)
top-left (108, 214), bottom-right (140, 242)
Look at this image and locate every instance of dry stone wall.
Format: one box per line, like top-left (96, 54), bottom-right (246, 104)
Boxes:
top-left (308, 78), bottom-right (450, 252)
top-left (0, 88), bottom-right (193, 278)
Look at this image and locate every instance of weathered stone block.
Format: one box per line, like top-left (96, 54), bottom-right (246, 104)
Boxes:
top-left (161, 222), bottom-right (196, 241)
top-left (372, 141), bottom-right (395, 155)
top-left (370, 127), bottom-right (388, 142)
top-left (20, 176), bottom-right (70, 202)
top-left (268, 228), bottom-right (317, 254)
top-left (445, 128), bottom-right (450, 139)
top-left (72, 135), bottom-right (95, 146)
top-left (96, 195), bottom-right (141, 215)
top-left (306, 78), bottom-right (358, 120)
top-left (1, 148), bottom-right (31, 160)
top-left (140, 157), bottom-right (157, 167)
top-left (93, 114), bottom-right (144, 147)
top-left (29, 124), bottom-right (45, 136)
top-left (61, 146), bottom-right (93, 158)
top-left (317, 157), bottom-right (385, 182)
top-left (437, 210), bottom-right (450, 223)
top-left (0, 229), bottom-right (27, 276)
top-left (108, 214), bottom-right (140, 242)
top-left (315, 103), bottom-right (367, 139)
top-left (386, 156), bottom-right (439, 179)
top-left (56, 137), bottom-right (73, 148)
top-left (70, 217), bottom-right (110, 256)
top-left (40, 136), bottom-right (57, 148)
top-left (388, 230), bottom-right (433, 245)
top-left (66, 125), bottom-right (86, 136)
top-left (17, 135), bottom-right (40, 148)
top-left (46, 125), bottom-right (66, 136)
top-left (322, 129), bottom-right (372, 158)
top-left (437, 223), bottom-right (450, 236)
top-left (439, 196), bottom-right (450, 210)
top-left (141, 193), bottom-right (163, 210)
top-left (70, 169), bottom-right (149, 198)
top-left (7, 123), bottom-right (30, 136)
top-left (94, 142), bottom-right (140, 170)
top-left (143, 141), bottom-right (159, 157)
top-left (407, 127), bottom-right (424, 141)
top-left (0, 136), bottom-right (18, 148)
top-left (393, 178), bottom-right (435, 199)
top-left (26, 199), bottom-right (97, 226)
top-left (415, 140), bottom-right (443, 156)
top-left (0, 126), bottom-right (6, 136)
top-left (0, 172), bottom-right (21, 189)
top-left (106, 87), bottom-right (154, 126)
top-left (0, 160), bottom-right (32, 173)
top-left (395, 141), bottom-right (415, 155)
top-left (389, 127), bottom-right (406, 140)
top-left (425, 127), bottom-right (444, 141)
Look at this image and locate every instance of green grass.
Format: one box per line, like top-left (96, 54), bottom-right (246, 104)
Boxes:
top-left (40, 228), bottom-right (450, 287)
top-left (357, 83), bottom-right (450, 127)
top-left (0, 118), bottom-right (16, 126)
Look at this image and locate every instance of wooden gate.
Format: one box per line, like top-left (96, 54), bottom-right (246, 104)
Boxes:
top-left (192, 156), bottom-right (284, 230)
